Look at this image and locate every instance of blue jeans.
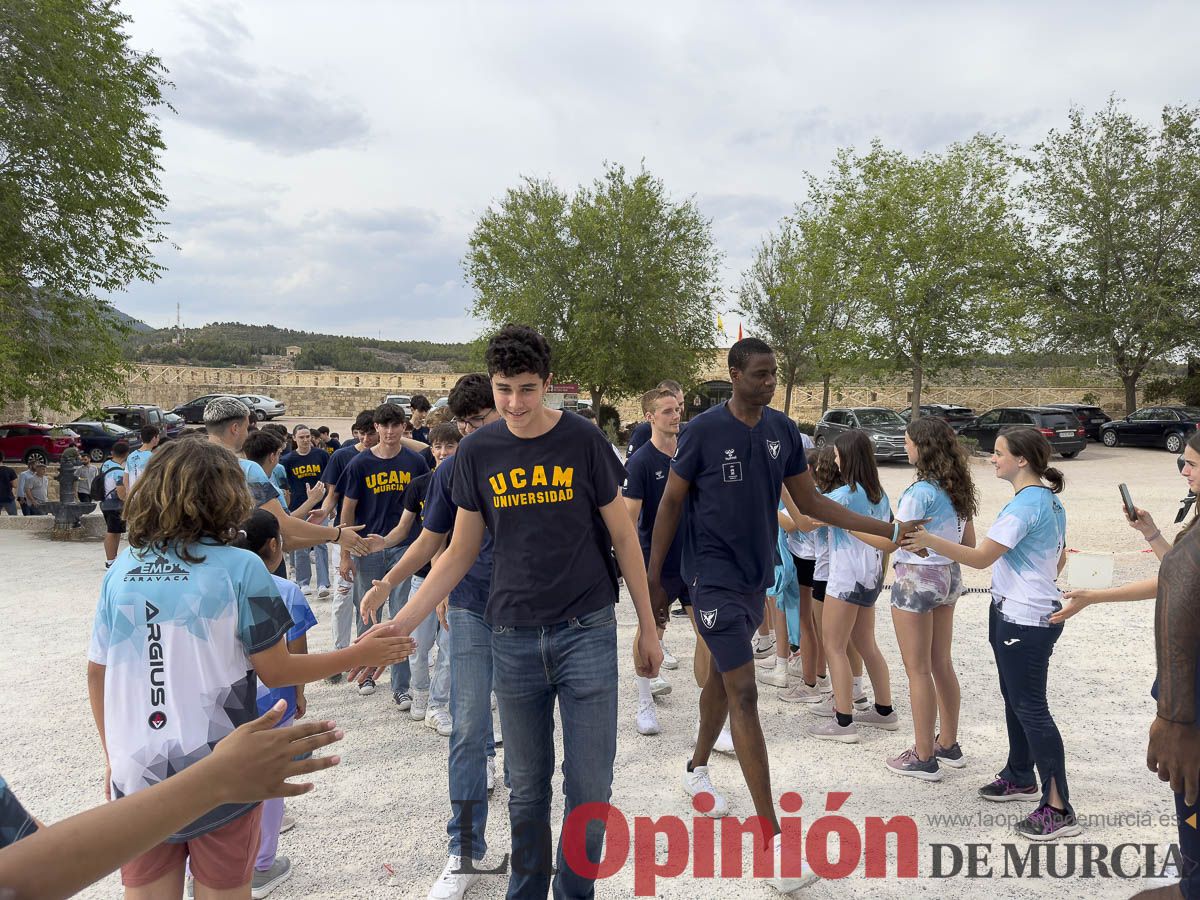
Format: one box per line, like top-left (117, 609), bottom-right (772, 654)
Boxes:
top-left (292, 544), bottom-right (330, 589)
top-left (0, 500), bottom-right (16, 515)
top-left (352, 548), bottom-right (412, 694)
top-left (410, 575), bottom-right (439, 694)
top-left (430, 624), bottom-right (450, 709)
top-left (491, 605), bottom-right (618, 899)
top-left (446, 606), bottom-right (496, 861)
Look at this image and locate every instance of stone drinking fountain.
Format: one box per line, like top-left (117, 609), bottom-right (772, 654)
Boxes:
top-left (46, 448), bottom-right (96, 537)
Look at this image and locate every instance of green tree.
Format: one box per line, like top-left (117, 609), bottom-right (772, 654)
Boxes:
top-left (821, 135), bottom-right (1029, 414)
top-left (1025, 99), bottom-right (1200, 413)
top-left (737, 205), bottom-right (863, 415)
top-left (465, 163), bottom-right (721, 410)
top-left (0, 0), bottom-right (169, 411)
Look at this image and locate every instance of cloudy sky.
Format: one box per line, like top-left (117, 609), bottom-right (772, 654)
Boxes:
top-left (111, 0), bottom-right (1200, 342)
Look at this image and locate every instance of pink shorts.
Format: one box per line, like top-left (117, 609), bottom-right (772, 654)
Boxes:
top-left (120, 804), bottom-right (263, 890)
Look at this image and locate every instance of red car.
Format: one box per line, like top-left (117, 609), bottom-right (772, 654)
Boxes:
top-left (0, 423), bottom-right (83, 466)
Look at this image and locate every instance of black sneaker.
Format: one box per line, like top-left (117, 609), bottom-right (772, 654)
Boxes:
top-left (1015, 805), bottom-right (1082, 842)
top-left (392, 690), bottom-right (411, 709)
top-left (978, 777), bottom-right (1039, 803)
top-left (359, 678), bottom-right (377, 696)
top-left (934, 740), bottom-right (966, 769)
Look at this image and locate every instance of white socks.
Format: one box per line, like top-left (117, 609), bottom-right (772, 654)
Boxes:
top-left (637, 676), bottom-right (653, 704)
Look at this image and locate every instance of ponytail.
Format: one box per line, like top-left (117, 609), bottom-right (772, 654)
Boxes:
top-left (998, 426), bottom-right (1066, 494)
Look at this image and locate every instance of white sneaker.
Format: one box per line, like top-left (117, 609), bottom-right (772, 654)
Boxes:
top-left (758, 661), bottom-right (789, 688)
top-left (786, 652), bottom-right (805, 678)
top-left (316, 586), bottom-right (331, 600)
top-left (660, 642), bottom-right (679, 670)
top-left (410, 690), bottom-right (429, 720)
top-left (692, 720), bottom-right (736, 755)
top-left (808, 718), bottom-right (860, 743)
top-left (682, 764), bottom-right (729, 817)
top-left (756, 654), bottom-right (778, 669)
top-left (817, 674), bottom-right (832, 693)
top-left (650, 675), bottom-right (672, 697)
top-left (425, 707), bottom-right (452, 737)
top-left (813, 694), bottom-right (869, 715)
top-left (427, 855), bottom-right (479, 900)
top-left (768, 831), bottom-right (819, 892)
top-left (753, 633), bottom-right (776, 658)
top-left (486, 757), bottom-right (496, 793)
top-left (300, 583), bottom-right (315, 597)
top-left (779, 682), bottom-right (825, 704)
top-left (636, 700), bottom-right (661, 735)
top-left (714, 724), bottom-right (735, 755)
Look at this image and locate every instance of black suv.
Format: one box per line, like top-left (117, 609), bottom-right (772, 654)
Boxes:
top-left (1045, 403), bottom-right (1112, 440)
top-left (814, 407), bottom-right (908, 461)
top-left (174, 394), bottom-right (238, 424)
top-left (900, 404), bottom-right (976, 431)
top-left (1099, 406), bottom-right (1200, 453)
top-left (958, 407), bottom-right (1087, 458)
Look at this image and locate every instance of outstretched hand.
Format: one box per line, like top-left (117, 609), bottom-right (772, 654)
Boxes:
top-left (1148, 716), bottom-right (1200, 806)
top-left (1050, 590), bottom-right (1094, 624)
top-left (208, 700), bottom-right (344, 803)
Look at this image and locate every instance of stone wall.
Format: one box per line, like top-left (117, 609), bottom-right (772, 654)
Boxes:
top-left (4, 359), bottom-right (1138, 425)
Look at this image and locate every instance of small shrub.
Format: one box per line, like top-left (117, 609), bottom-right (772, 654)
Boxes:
top-left (795, 420), bottom-right (817, 436)
top-left (1080, 392), bottom-right (1100, 406)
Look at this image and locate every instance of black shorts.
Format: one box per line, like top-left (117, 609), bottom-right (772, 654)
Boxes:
top-left (791, 553), bottom-right (817, 588)
top-left (812, 579), bottom-right (827, 602)
top-left (692, 584), bottom-right (766, 673)
top-left (102, 510), bottom-right (126, 534)
top-left (661, 574), bottom-right (692, 607)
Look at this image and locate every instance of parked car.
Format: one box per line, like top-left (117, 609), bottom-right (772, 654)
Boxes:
top-left (1045, 403), bottom-right (1112, 440)
top-left (238, 394), bottom-right (286, 421)
top-left (102, 405), bottom-right (182, 439)
top-left (900, 404), bottom-right (976, 431)
top-left (0, 423), bottom-right (83, 466)
top-left (173, 394), bottom-right (234, 424)
top-left (813, 407), bottom-right (908, 461)
top-left (432, 396), bottom-right (449, 411)
top-left (1099, 406), bottom-right (1200, 453)
top-left (958, 407), bottom-right (1087, 458)
top-left (62, 421), bottom-right (141, 462)
top-left (384, 394), bottom-right (412, 414)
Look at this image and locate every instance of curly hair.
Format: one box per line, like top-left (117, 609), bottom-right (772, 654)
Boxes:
top-left (906, 416), bottom-right (979, 520)
top-left (811, 444), bottom-right (843, 494)
top-left (485, 324), bottom-right (551, 379)
top-left (124, 440), bottom-right (252, 564)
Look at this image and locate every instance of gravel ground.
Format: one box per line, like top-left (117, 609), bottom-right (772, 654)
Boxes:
top-left (1, 442), bottom-right (1191, 898)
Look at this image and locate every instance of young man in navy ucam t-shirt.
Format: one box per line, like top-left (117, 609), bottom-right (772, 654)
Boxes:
top-left (280, 424), bottom-right (331, 598)
top-left (340, 402), bottom-right (429, 701)
top-left (355, 373), bottom-right (503, 900)
top-left (354, 326), bottom-right (662, 898)
top-left (648, 337), bottom-right (926, 892)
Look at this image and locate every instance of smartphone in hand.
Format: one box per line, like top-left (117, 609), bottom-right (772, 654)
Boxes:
top-left (1118, 483), bottom-right (1137, 522)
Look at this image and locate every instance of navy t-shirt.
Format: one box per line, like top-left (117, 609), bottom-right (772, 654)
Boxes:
top-left (412, 426), bottom-right (430, 444)
top-left (423, 457), bottom-right (493, 615)
top-left (452, 411), bottom-right (624, 626)
top-left (403, 471), bottom-right (434, 577)
top-left (627, 420), bottom-right (687, 459)
top-left (622, 440), bottom-right (684, 578)
top-left (280, 449), bottom-right (327, 512)
top-left (342, 448), bottom-right (429, 537)
top-left (0, 466), bottom-right (15, 504)
top-left (321, 440), bottom-right (361, 523)
top-left (671, 402), bottom-right (808, 594)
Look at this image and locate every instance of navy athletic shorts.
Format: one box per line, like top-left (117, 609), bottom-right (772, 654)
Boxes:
top-left (692, 583), bottom-right (765, 673)
top-left (661, 574), bottom-right (692, 608)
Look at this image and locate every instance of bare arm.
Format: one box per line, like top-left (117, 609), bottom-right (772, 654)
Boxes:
top-left (784, 470), bottom-right (897, 539)
top-left (251, 628), bottom-right (414, 688)
top-left (262, 495), bottom-right (362, 554)
top-left (360, 527), bottom-right (449, 623)
top-left (288, 482), bottom-right (326, 519)
top-left (599, 495), bottom-right (662, 678)
top-left (0, 704), bottom-right (343, 900)
top-left (645, 472), bottom-right (688, 623)
top-left (86, 662), bottom-right (108, 797)
top-left (624, 495), bottom-right (643, 528)
top-left (381, 509), bottom-right (416, 550)
top-left (904, 530), bottom-right (1009, 569)
top-left (384, 508), bottom-right (485, 637)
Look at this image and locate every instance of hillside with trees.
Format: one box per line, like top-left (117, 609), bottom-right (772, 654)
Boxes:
top-left (122, 322), bottom-right (482, 372)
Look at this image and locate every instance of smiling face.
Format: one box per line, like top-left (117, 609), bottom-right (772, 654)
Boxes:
top-left (492, 371), bottom-right (550, 434)
top-left (990, 435), bottom-right (1025, 482)
top-left (648, 394), bottom-right (682, 436)
top-left (1182, 443), bottom-right (1200, 494)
